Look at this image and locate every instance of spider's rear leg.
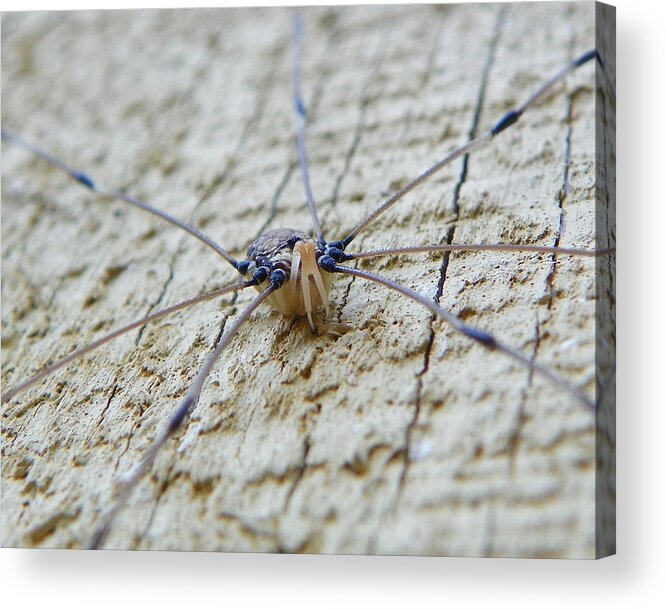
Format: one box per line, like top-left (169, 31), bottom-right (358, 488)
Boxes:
top-left (319, 257), bottom-right (596, 410)
top-left (91, 271), bottom-right (285, 549)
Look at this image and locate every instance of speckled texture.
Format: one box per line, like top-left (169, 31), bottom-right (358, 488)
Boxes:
top-left (2, 3), bottom-right (604, 556)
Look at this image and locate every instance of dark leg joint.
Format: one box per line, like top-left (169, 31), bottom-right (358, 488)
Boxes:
top-left (491, 110), bottom-right (522, 136)
top-left (318, 255), bottom-right (337, 272)
top-left (341, 235), bottom-right (355, 249)
top-left (252, 265), bottom-right (270, 285)
top-left (167, 397), bottom-right (194, 435)
top-left (236, 260), bottom-right (251, 275)
top-left (72, 170), bottom-right (95, 190)
top-left (462, 324), bottom-right (498, 350)
top-left (270, 268), bottom-right (287, 289)
top-left (295, 97), bottom-right (306, 118)
top-left (576, 49), bottom-right (596, 67)
top-left (325, 245), bottom-right (353, 262)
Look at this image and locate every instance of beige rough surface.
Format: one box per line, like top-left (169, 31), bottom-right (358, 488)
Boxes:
top-left (2, 3), bottom-right (599, 556)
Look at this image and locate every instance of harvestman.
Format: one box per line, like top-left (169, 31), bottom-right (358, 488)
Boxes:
top-left (1, 12), bottom-right (611, 549)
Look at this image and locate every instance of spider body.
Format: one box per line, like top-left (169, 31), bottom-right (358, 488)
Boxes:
top-left (244, 228), bottom-right (333, 329)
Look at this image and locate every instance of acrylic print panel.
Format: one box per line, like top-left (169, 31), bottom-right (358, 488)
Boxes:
top-left (1, 2), bottom-right (614, 556)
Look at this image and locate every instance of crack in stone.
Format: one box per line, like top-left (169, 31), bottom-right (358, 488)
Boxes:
top-left (542, 94), bottom-right (575, 315)
top-left (283, 437), bottom-right (311, 513)
top-left (255, 162), bottom-right (297, 238)
top-left (508, 52), bottom-right (578, 475)
top-left (96, 379), bottom-right (119, 429)
top-left (394, 5), bottom-right (507, 509)
top-left (134, 263), bottom-right (176, 346)
top-left (507, 318), bottom-right (539, 475)
top-left (326, 97), bottom-right (369, 219)
top-left (133, 460), bottom-right (177, 549)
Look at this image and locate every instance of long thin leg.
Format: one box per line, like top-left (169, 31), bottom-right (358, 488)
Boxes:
top-left (1, 129), bottom-right (242, 270)
top-left (1, 281), bottom-right (257, 403)
top-left (90, 282), bottom-right (278, 549)
top-left (327, 263), bottom-right (594, 410)
top-left (339, 49), bottom-right (597, 248)
top-left (292, 11), bottom-right (324, 243)
top-left (348, 243), bottom-right (611, 261)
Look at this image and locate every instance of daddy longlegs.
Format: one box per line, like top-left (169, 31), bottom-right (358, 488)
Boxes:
top-left (2, 4), bottom-right (614, 556)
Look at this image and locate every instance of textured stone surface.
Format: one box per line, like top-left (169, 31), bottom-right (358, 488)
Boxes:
top-left (2, 3), bottom-right (599, 556)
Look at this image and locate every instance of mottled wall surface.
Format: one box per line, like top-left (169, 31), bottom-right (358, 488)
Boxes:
top-left (2, 3), bottom-right (603, 556)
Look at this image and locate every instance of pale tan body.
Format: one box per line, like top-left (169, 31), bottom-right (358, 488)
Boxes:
top-left (246, 228), bottom-right (333, 330)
